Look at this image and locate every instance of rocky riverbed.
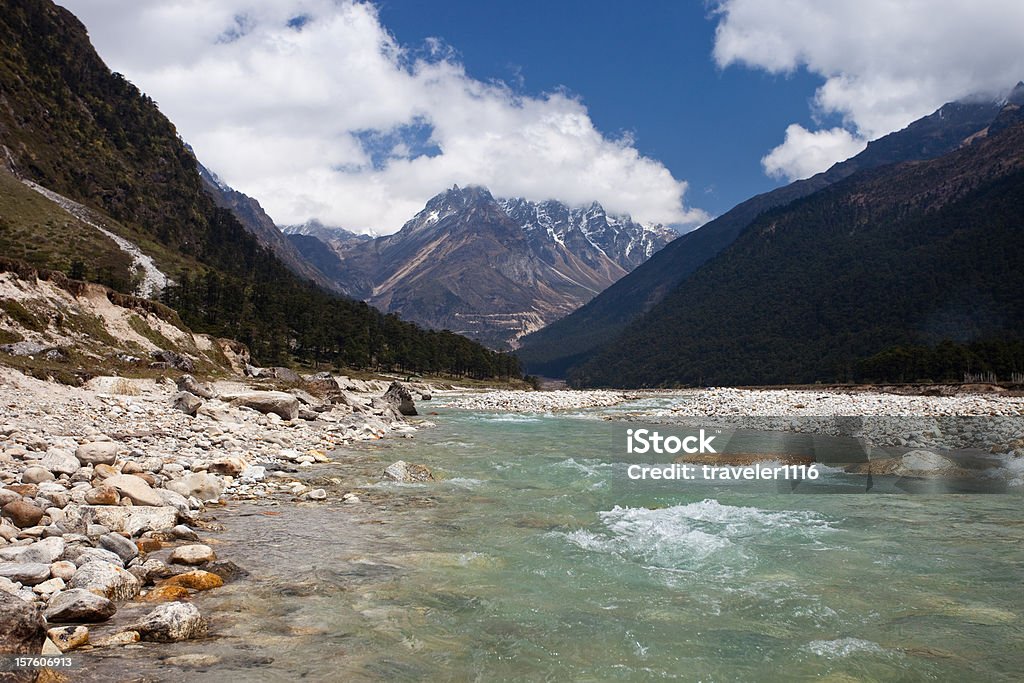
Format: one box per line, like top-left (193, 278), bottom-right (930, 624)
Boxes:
top-left (0, 366), bottom-right (436, 676)
top-left (446, 389), bottom-right (628, 412)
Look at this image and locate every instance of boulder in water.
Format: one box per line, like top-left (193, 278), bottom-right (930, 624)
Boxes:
top-left (383, 381), bottom-right (417, 416)
top-left (133, 602), bottom-right (207, 642)
top-left (383, 460), bottom-right (434, 483)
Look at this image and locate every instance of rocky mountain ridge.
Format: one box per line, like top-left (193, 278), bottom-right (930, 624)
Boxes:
top-left (286, 185), bottom-right (676, 348)
top-left (194, 161), bottom-right (341, 292)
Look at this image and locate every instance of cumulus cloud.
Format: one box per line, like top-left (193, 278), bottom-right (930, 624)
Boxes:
top-left (761, 125), bottom-right (866, 182)
top-left (712, 0), bottom-right (1024, 180)
top-left (62, 0), bottom-right (707, 233)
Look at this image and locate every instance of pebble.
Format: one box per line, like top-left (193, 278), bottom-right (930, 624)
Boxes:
top-left (33, 577), bottom-right (66, 595)
top-left (143, 584), bottom-right (192, 602)
top-left (85, 485), bottom-right (120, 505)
top-left (47, 625), bottom-right (89, 652)
top-left (161, 569), bottom-right (224, 591)
top-left (50, 560), bottom-right (77, 581)
top-left (92, 630), bottom-right (140, 647)
top-left (99, 533), bottom-right (140, 564)
top-left (45, 588), bottom-right (116, 623)
top-left (69, 561), bottom-right (141, 601)
top-left (168, 544), bottom-right (216, 566)
top-left (1, 499), bottom-right (44, 528)
top-left (75, 442), bottom-right (118, 465)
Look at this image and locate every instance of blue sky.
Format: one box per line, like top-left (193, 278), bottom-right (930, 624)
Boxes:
top-left (62, 0), bottom-right (1024, 233)
top-left (377, 0), bottom-right (828, 216)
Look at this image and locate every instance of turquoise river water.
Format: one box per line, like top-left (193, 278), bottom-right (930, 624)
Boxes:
top-left (86, 397), bottom-right (1024, 682)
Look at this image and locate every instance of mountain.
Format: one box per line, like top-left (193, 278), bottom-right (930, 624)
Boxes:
top-left (516, 87), bottom-right (1023, 377)
top-left (0, 0), bottom-right (517, 380)
top-left (283, 219), bottom-right (372, 248)
top-left (568, 102), bottom-right (1024, 387)
top-left (497, 197), bottom-right (675, 272)
top-left (291, 186), bottom-right (675, 348)
top-left (282, 220), bottom-right (373, 296)
top-left (194, 161), bottom-right (341, 292)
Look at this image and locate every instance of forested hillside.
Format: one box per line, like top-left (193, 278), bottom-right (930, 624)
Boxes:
top-left (569, 111), bottom-right (1024, 387)
top-left (517, 93), bottom-right (1017, 377)
top-left (0, 0), bottom-right (516, 379)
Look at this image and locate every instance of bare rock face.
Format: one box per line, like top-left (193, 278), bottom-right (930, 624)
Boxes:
top-left (151, 350), bottom-right (195, 372)
top-left (302, 185), bottom-right (675, 349)
top-left (383, 382), bottom-right (417, 416)
top-left (133, 602), bottom-right (207, 642)
top-left (228, 391), bottom-right (300, 420)
top-left (0, 591), bottom-right (47, 675)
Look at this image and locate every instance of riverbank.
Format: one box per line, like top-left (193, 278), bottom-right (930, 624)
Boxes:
top-left (445, 386), bottom-right (1024, 417)
top-left (0, 366), bottom-right (433, 668)
top-left (445, 389), bottom-right (628, 412)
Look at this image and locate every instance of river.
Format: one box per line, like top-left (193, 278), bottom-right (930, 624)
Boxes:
top-left (83, 397), bottom-right (1024, 681)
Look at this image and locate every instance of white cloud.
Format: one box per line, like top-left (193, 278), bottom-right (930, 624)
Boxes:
top-left (761, 125), bottom-right (866, 182)
top-left (62, 0), bottom-right (708, 233)
top-left (712, 0), bottom-right (1024, 180)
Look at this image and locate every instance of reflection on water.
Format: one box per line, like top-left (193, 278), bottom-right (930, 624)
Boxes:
top-left (81, 402), bottom-right (1024, 681)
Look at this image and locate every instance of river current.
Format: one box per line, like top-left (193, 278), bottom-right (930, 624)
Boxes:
top-left (85, 397), bottom-right (1024, 681)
